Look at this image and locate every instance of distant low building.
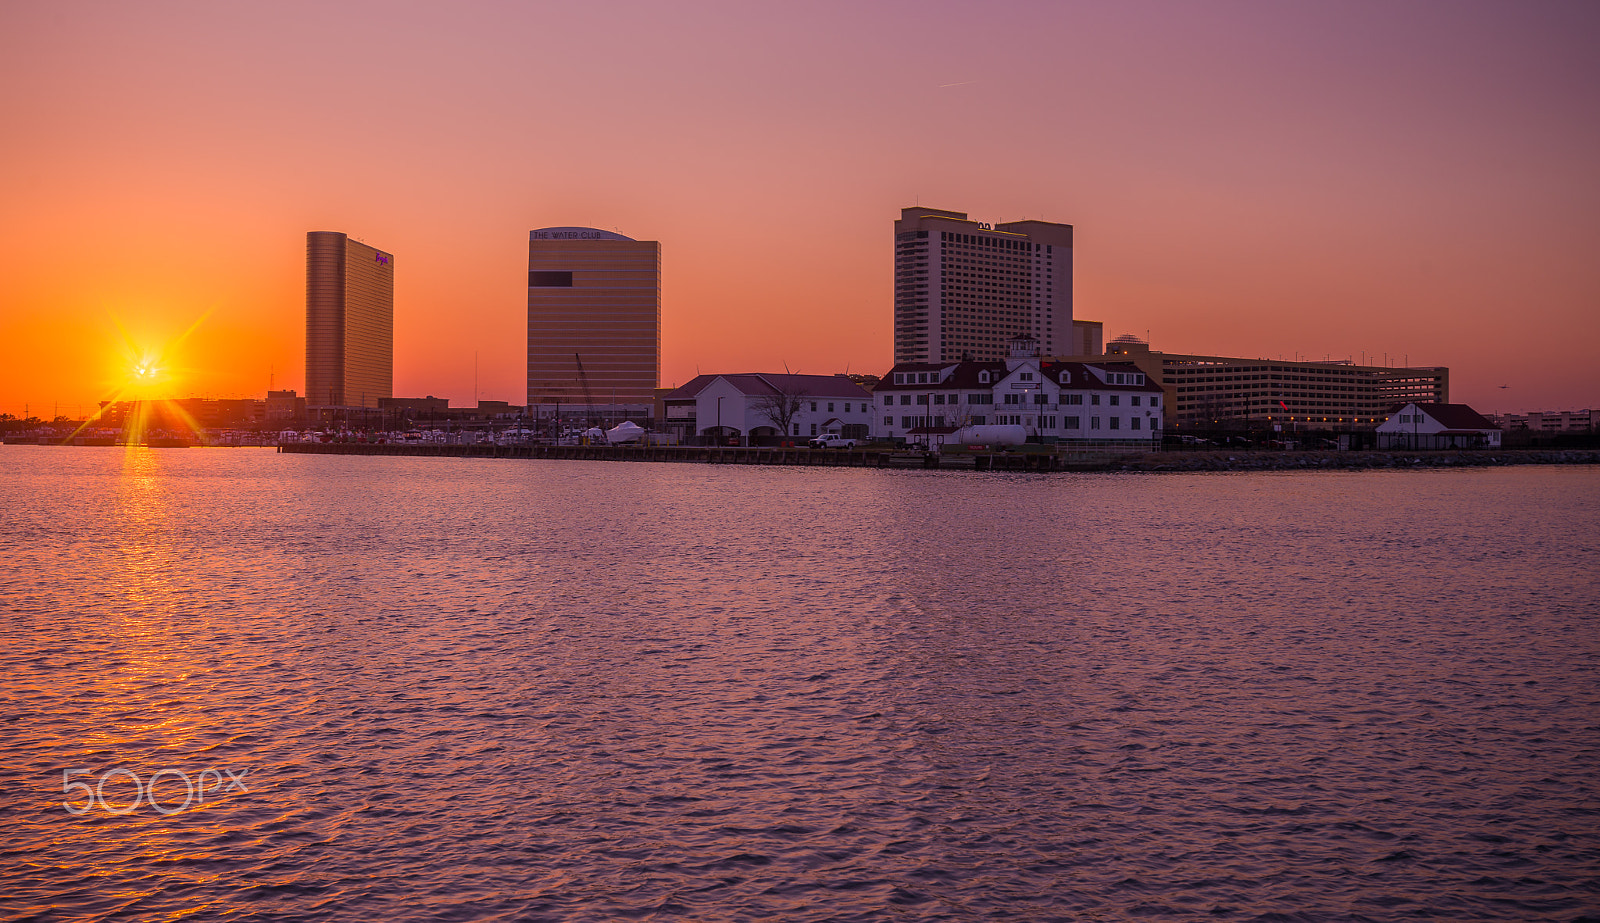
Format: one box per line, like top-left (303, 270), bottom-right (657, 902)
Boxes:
top-left (266, 390), bottom-right (306, 424)
top-left (379, 396), bottom-right (451, 414)
top-left (1492, 409), bottom-right (1593, 433)
top-left (1061, 336), bottom-right (1449, 430)
top-left (873, 334), bottom-right (1164, 444)
top-left (1376, 403), bottom-right (1501, 449)
top-left (660, 373), bottom-right (874, 444)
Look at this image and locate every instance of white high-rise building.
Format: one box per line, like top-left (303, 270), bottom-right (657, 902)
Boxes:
top-left (893, 207), bottom-right (1075, 364)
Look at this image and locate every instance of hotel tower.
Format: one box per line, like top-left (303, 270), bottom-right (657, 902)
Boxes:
top-left (527, 227), bottom-right (661, 409)
top-left (894, 207), bottom-right (1075, 364)
top-left (305, 231), bottom-right (393, 409)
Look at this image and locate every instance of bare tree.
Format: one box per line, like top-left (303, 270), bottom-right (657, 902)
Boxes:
top-left (752, 368), bottom-right (809, 440)
top-left (938, 395), bottom-right (975, 431)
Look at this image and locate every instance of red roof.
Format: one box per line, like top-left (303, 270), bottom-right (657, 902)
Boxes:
top-left (877, 360), bottom-right (1163, 392)
top-left (1413, 403), bottom-right (1497, 431)
top-left (661, 373), bottom-right (872, 402)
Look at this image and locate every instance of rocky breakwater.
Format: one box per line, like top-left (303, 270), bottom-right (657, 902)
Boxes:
top-left (1107, 448), bottom-right (1600, 473)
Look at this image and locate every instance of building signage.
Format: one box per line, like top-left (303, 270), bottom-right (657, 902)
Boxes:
top-left (375, 253), bottom-right (390, 265)
top-left (530, 227), bottom-right (633, 242)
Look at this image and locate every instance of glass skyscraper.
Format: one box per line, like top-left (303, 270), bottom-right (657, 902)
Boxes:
top-left (305, 231), bottom-right (393, 410)
top-left (527, 227), bottom-right (661, 409)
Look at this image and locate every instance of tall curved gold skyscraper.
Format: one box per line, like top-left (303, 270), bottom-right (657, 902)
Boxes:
top-left (306, 231), bottom-right (393, 409)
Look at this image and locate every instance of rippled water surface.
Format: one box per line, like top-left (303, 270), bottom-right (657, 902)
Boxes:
top-left (3, 447), bottom-right (1599, 921)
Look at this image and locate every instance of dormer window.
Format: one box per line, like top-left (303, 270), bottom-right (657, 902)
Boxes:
top-left (1059, 371), bottom-right (1070, 384)
top-left (1134, 374), bottom-right (1144, 385)
top-left (894, 373), bottom-right (905, 384)
top-left (979, 371), bottom-right (991, 384)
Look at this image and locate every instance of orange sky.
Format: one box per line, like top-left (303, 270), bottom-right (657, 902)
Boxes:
top-left (2, 0), bottom-right (1596, 417)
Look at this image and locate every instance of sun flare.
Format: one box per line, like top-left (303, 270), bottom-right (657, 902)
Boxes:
top-left (59, 310), bottom-right (215, 445)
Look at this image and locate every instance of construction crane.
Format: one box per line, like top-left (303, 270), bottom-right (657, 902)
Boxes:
top-left (574, 353), bottom-right (600, 429)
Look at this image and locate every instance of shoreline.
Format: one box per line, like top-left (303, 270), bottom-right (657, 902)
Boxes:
top-left (262, 442), bottom-right (1600, 473)
top-left (1103, 447), bottom-right (1600, 472)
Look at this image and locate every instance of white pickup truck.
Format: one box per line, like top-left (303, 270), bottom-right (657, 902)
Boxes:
top-left (809, 434), bottom-right (857, 449)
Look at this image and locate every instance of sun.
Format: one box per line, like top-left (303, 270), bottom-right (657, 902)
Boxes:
top-left (54, 310), bottom-right (215, 446)
top-left (121, 348), bottom-right (174, 401)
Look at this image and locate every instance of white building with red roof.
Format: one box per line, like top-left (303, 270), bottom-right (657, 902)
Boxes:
top-left (660, 373), bottom-right (874, 445)
top-left (1376, 403), bottom-right (1502, 449)
top-left (872, 335), bottom-right (1165, 444)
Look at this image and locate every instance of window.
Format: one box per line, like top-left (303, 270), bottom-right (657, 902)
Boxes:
top-left (894, 373), bottom-right (905, 384)
top-left (900, 395), bottom-right (911, 406)
top-left (972, 415), bottom-right (987, 425)
top-left (1004, 393), bottom-right (1019, 404)
top-left (901, 416), bottom-right (912, 428)
top-left (828, 402), bottom-right (834, 413)
top-left (1109, 417), bottom-right (1120, 430)
top-left (810, 424), bottom-right (817, 436)
top-left (1064, 394), bottom-right (1083, 405)
top-left (979, 371), bottom-right (991, 384)
top-left (793, 424), bottom-right (800, 436)
top-left (1065, 416), bottom-right (1080, 429)
top-left (1033, 393), bottom-right (1046, 404)
top-left (1091, 417), bottom-right (1101, 429)
top-left (934, 394), bottom-right (945, 405)
top-left (810, 402), bottom-right (817, 412)
top-left (884, 416), bottom-right (893, 426)
top-left (1091, 394), bottom-right (1101, 406)
top-left (1131, 396), bottom-right (1141, 407)
top-left (916, 394), bottom-right (928, 405)
top-left (1059, 371), bottom-right (1071, 383)
top-left (529, 271), bottom-right (573, 287)
top-left (1131, 418), bottom-right (1141, 430)
top-left (883, 395), bottom-right (892, 406)
top-left (1020, 372), bottom-right (1034, 381)
top-left (844, 403), bottom-right (851, 412)
top-left (1110, 395), bottom-right (1119, 406)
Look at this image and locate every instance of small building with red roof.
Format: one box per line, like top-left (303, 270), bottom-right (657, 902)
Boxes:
top-left (1376, 403), bottom-right (1502, 449)
top-left (660, 373), bottom-right (874, 445)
